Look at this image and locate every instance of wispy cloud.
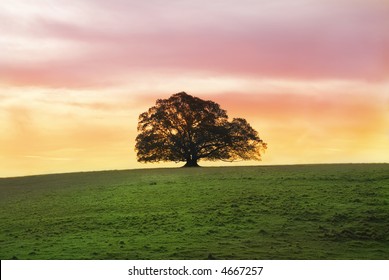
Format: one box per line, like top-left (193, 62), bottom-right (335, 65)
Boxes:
top-left (1, 0), bottom-right (388, 88)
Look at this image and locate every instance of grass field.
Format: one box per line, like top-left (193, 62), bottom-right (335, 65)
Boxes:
top-left (0, 164), bottom-right (388, 260)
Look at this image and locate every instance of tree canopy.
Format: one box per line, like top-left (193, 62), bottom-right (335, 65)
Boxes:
top-left (135, 92), bottom-right (267, 167)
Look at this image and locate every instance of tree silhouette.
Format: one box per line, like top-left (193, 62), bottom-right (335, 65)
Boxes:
top-left (135, 92), bottom-right (267, 167)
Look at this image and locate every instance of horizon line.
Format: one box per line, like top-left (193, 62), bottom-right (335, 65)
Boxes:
top-left (1, 162), bottom-right (388, 179)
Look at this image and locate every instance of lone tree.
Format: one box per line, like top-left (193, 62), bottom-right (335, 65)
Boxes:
top-left (135, 92), bottom-right (267, 167)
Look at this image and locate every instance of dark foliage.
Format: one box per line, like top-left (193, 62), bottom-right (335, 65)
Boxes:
top-left (135, 92), bottom-right (267, 167)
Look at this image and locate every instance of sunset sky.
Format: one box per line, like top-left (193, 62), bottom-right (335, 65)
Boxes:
top-left (1, 0), bottom-right (388, 177)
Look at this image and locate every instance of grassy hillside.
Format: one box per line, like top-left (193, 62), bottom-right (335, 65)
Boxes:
top-left (0, 164), bottom-right (388, 260)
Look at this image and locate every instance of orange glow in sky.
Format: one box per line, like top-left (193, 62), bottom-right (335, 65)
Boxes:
top-left (1, 0), bottom-right (388, 177)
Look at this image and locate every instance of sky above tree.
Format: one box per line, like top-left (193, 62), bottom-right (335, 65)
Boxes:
top-left (0, 0), bottom-right (388, 176)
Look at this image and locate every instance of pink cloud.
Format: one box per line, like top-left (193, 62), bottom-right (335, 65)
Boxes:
top-left (210, 92), bottom-right (385, 124)
top-left (0, 0), bottom-right (388, 88)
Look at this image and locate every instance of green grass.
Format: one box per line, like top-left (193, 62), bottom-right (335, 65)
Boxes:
top-left (0, 164), bottom-right (388, 260)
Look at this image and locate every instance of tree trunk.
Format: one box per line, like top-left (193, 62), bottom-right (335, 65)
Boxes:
top-left (183, 158), bottom-right (200, 167)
